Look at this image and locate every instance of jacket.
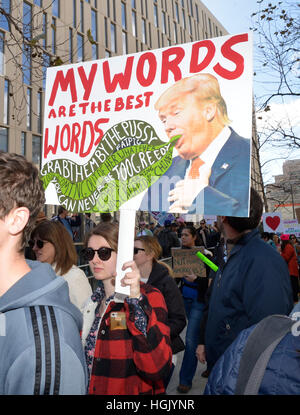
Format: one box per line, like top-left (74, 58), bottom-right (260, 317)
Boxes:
top-left (0, 260), bottom-right (88, 395)
top-left (281, 243), bottom-right (299, 276)
top-left (157, 228), bottom-right (180, 258)
top-left (82, 283), bottom-right (172, 395)
top-left (205, 303), bottom-right (300, 395)
top-left (147, 261), bottom-right (186, 354)
top-left (205, 228), bottom-right (293, 371)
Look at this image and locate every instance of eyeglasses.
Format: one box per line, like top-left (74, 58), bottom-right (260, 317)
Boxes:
top-left (134, 247), bottom-right (145, 255)
top-left (28, 239), bottom-right (45, 249)
top-left (81, 247), bottom-right (115, 261)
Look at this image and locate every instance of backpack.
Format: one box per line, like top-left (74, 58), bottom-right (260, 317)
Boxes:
top-left (235, 315), bottom-right (294, 395)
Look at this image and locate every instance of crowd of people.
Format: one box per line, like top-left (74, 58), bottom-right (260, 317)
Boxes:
top-left (0, 151), bottom-right (299, 395)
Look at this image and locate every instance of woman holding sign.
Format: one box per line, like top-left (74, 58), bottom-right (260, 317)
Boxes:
top-left (81, 222), bottom-right (172, 395)
top-left (133, 235), bottom-right (186, 388)
top-left (176, 226), bottom-right (209, 394)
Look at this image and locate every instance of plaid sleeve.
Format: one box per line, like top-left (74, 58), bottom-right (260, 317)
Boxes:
top-left (125, 285), bottom-right (172, 382)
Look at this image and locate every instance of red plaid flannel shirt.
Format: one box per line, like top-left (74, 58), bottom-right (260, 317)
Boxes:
top-left (88, 283), bottom-right (172, 395)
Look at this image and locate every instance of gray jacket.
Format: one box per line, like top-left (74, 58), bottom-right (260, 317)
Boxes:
top-left (0, 261), bottom-right (88, 395)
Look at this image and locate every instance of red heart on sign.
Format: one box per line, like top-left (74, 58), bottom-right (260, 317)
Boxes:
top-left (266, 216), bottom-right (280, 231)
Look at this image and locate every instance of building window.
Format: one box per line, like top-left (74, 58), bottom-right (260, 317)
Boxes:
top-left (142, 19), bottom-right (147, 43)
top-left (77, 33), bottom-right (84, 61)
top-left (21, 132), bottom-right (26, 156)
top-left (174, 21), bottom-right (178, 43)
top-left (42, 13), bottom-right (47, 47)
top-left (52, 0), bottom-right (60, 18)
top-left (23, 44), bottom-right (31, 85)
top-left (0, 127), bottom-right (8, 152)
top-left (162, 11), bottom-right (166, 34)
top-left (91, 9), bottom-right (98, 59)
top-left (0, 0), bottom-right (10, 32)
top-left (69, 28), bottom-right (73, 62)
top-left (0, 32), bottom-right (4, 75)
top-left (154, 4), bottom-right (158, 27)
top-left (148, 22), bottom-right (152, 47)
top-left (188, 15), bottom-right (192, 35)
top-left (132, 0), bottom-right (136, 9)
top-left (3, 78), bottom-right (9, 124)
top-left (32, 135), bottom-right (41, 167)
top-left (110, 23), bottom-right (116, 53)
top-left (175, 2), bottom-right (179, 23)
top-left (34, 0), bottom-right (42, 7)
top-left (182, 9), bottom-right (186, 29)
top-left (80, 0), bottom-right (84, 32)
top-left (37, 91), bottom-right (42, 133)
top-left (42, 53), bottom-right (50, 89)
top-left (189, 0), bottom-right (193, 16)
top-left (122, 31), bottom-right (127, 54)
top-left (27, 88), bottom-right (32, 130)
top-left (132, 10), bottom-right (137, 37)
top-left (73, 0), bottom-right (76, 27)
top-left (52, 18), bottom-right (56, 54)
top-left (121, 2), bottom-right (126, 29)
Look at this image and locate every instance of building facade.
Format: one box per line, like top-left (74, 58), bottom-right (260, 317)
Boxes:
top-left (0, 0), bottom-right (261, 212)
top-left (266, 159), bottom-right (300, 220)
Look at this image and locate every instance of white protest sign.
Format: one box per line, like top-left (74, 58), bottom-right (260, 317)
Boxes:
top-left (262, 212), bottom-right (284, 233)
top-left (283, 219), bottom-right (300, 237)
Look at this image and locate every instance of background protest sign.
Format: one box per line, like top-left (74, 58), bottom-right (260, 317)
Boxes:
top-left (262, 212), bottom-right (284, 233)
top-left (283, 219), bottom-right (300, 237)
top-left (171, 247), bottom-right (206, 279)
top-left (41, 32), bottom-right (253, 217)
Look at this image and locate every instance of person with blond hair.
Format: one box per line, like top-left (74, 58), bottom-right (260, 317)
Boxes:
top-left (134, 235), bottom-right (186, 387)
top-left (140, 73), bottom-right (250, 217)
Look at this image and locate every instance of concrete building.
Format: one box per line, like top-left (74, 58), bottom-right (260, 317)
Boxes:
top-left (0, 0), bottom-right (261, 215)
top-left (266, 159), bottom-right (300, 220)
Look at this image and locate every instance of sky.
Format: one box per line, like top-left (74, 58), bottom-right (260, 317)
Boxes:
top-left (201, 0), bottom-right (300, 184)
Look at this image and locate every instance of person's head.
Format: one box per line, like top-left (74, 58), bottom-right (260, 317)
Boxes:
top-left (139, 221), bottom-right (146, 229)
top-left (261, 232), bottom-right (270, 241)
top-left (164, 219), bottom-right (171, 228)
top-left (289, 234), bottom-right (298, 245)
top-left (82, 222), bottom-right (118, 282)
top-left (280, 234), bottom-right (291, 250)
top-left (30, 220), bottom-right (77, 275)
top-left (200, 219), bottom-right (206, 228)
top-left (0, 151), bottom-right (45, 252)
top-left (100, 212), bottom-right (112, 222)
top-left (273, 234), bottom-right (280, 244)
top-left (58, 206), bottom-right (68, 218)
top-left (155, 73), bottom-right (230, 160)
top-left (217, 188), bottom-right (263, 240)
top-left (85, 212), bottom-right (91, 219)
top-left (181, 225), bottom-right (197, 248)
top-left (134, 235), bottom-right (174, 276)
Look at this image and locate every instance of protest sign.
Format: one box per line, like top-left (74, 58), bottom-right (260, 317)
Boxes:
top-left (41, 32), bottom-right (252, 217)
top-left (262, 212), bottom-right (284, 233)
top-left (171, 247), bottom-right (206, 279)
top-left (283, 219), bottom-right (300, 237)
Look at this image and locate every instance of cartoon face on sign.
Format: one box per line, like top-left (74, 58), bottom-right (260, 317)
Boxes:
top-left (262, 213), bottom-right (284, 233)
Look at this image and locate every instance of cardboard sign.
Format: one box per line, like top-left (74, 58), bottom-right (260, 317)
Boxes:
top-left (171, 247), bottom-right (206, 278)
top-left (41, 32), bottom-right (252, 216)
top-left (262, 212), bottom-right (284, 233)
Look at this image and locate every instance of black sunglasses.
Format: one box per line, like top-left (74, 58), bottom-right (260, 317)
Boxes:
top-left (134, 247), bottom-right (145, 255)
top-left (28, 239), bottom-right (44, 249)
top-left (81, 247), bottom-right (115, 261)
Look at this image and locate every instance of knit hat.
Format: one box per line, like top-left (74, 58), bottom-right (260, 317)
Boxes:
top-left (280, 234), bottom-right (290, 241)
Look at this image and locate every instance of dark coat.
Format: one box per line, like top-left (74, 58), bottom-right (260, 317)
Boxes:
top-left (205, 228), bottom-right (294, 371)
top-left (205, 304), bottom-right (300, 395)
top-left (148, 261), bottom-right (186, 354)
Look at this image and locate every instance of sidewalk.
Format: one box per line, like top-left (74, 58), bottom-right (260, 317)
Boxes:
top-left (166, 330), bottom-right (208, 395)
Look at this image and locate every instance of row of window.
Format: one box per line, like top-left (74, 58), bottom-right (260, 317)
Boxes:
top-left (0, 127), bottom-right (41, 166)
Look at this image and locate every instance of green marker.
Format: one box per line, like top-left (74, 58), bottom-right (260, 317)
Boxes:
top-left (196, 251), bottom-right (218, 272)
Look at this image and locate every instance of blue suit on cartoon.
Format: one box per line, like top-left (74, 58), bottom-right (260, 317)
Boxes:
top-left (140, 128), bottom-right (250, 217)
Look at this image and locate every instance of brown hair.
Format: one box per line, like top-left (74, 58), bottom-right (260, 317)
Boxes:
top-left (0, 151), bottom-right (45, 251)
top-left (84, 222), bottom-right (119, 252)
top-left (135, 235), bottom-right (174, 277)
top-left (31, 220), bottom-right (77, 275)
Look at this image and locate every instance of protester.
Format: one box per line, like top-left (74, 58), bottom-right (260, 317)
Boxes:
top-left (157, 219), bottom-right (180, 257)
top-left (81, 222), bottom-right (172, 395)
top-left (176, 226), bottom-right (209, 393)
top-left (51, 206), bottom-right (81, 240)
top-left (30, 220), bottom-right (92, 313)
top-left (280, 234), bottom-right (299, 303)
top-left (202, 188), bottom-right (293, 375)
top-left (261, 231), bottom-right (277, 249)
top-left (204, 302), bottom-right (300, 395)
top-left (134, 235), bottom-right (186, 387)
top-left (176, 217), bottom-right (186, 238)
top-left (196, 219), bottom-right (211, 247)
top-left (0, 152), bottom-right (87, 394)
top-left (85, 213), bottom-right (96, 234)
top-left (100, 212), bottom-right (112, 223)
top-left (273, 234), bottom-right (281, 252)
top-left (137, 221), bottom-right (153, 236)
top-left (289, 234), bottom-right (300, 278)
